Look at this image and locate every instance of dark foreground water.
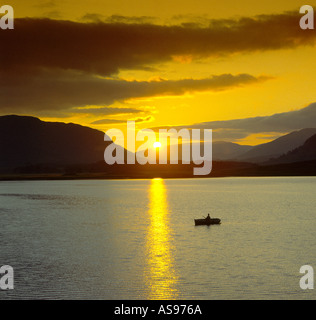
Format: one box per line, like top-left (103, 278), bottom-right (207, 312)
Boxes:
top-left (0, 177), bottom-right (315, 300)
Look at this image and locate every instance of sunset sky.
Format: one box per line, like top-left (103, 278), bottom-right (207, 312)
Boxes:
top-left (2, 0), bottom-right (316, 146)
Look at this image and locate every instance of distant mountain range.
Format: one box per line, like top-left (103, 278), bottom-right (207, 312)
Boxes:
top-left (234, 128), bottom-right (316, 162)
top-left (212, 141), bottom-right (253, 160)
top-left (0, 115), bottom-right (316, 177)
top-left (268, 133), bottom-right (316, 164)
top-left (191, 128), bottom-right (316, 163)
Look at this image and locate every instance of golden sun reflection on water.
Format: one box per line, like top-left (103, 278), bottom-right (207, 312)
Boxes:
top-left (146, 178), bottom-right (178, 299)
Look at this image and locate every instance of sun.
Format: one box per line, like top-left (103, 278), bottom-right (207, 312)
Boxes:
top-left (153, 141), bottom-right (161, 148)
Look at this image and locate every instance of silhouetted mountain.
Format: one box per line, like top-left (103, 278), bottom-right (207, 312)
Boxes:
top-left (212, 141), bottom-right (253, 160)
top-left (235, 128), bottom-right (316, 162)
top-left (268, 134), bottom-right (316, 164)
top-left (149, 141), bottom-right (253, 162)
top-left (1, 115), bottom-right (316, 178)
top-left (0, 115), bottom-right (112, 172)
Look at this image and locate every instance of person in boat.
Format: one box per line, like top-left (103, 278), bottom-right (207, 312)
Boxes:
top-left (206, 214), bottom-right (211, 221)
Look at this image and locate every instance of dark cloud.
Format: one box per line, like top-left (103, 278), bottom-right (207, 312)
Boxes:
top-left (1, 70), bottom-right (266, 112)
top-left (80, 13), bottom-right (105, 23)
top-left (81, 14), bottom-right (157, 25)
top-left (91, 116), bottom-right (152, 125)
top-left (73, 107), bottom-right (143, 115)
top-left (193, 103), bottom-right (316, 132)
top-left (1, 12), bottom-right (315, 76)
top-left (1, 12), bottom-right (313, 131)
top-left (105, 15), bottom-right (157, 25)
top-left (150, 103), bottom-right (316, 142)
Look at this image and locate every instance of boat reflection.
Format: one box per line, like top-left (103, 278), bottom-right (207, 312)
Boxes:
top-left (146, 178), bottom-right (178, 299)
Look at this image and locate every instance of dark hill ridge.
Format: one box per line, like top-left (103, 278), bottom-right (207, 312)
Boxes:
top-left (269, 133), bottom-right (316, 164)
top-left (1, 115), bottom-right (316, 177)
top-left (0, 115), bottom-right (110, 171)
top-left (235, 128), bottom-right (316, 162)
top-left (211, 141), bottom-right (253, 160)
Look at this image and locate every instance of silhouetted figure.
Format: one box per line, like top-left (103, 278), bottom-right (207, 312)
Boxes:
top-left (206, 214), bottom-right (211, 221)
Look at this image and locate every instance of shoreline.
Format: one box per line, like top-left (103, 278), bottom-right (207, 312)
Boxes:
top-left (1, 173), bottom-right (316, 181)
top-left (1, 159), bottom-right (315, 181)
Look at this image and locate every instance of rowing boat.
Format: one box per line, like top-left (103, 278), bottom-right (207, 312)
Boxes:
top-left (194, 217), bottom-right (221, 226)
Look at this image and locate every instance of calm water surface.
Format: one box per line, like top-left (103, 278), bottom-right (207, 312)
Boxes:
top-left (0, 177), bottom-right (315, 300)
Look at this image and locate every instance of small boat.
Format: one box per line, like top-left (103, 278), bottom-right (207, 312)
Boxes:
top-left (194, 217), bottom-right (221, 226)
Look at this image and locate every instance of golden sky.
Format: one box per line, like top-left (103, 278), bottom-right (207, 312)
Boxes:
top-left (2, 1), bottom-right (316, 145)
